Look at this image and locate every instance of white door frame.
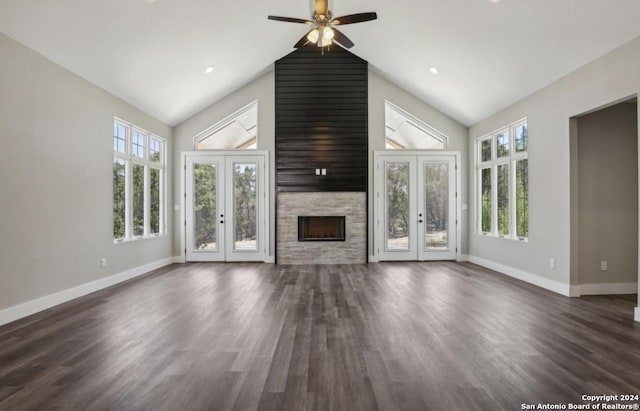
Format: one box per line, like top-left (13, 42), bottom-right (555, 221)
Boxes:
top-left (180, 150), bottom-right (270, 263)
top-left (374, 150), bottom-right (461, 262)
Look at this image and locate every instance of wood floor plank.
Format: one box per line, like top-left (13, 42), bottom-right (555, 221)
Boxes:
top-left (0, 262), bottom-right (639, 410)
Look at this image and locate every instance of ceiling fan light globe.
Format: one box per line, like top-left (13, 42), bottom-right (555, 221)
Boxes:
top-left (307, 29), bottom-right (320, 43)
top-left (323, 27), bottom-right (334, 40)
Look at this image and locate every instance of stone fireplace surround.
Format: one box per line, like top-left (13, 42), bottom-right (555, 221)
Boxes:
top-left (277, 192), bottom-right (366, 264)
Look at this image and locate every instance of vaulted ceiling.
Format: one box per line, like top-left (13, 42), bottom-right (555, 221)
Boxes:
top-left (1, 0), bottom-right (640, 127)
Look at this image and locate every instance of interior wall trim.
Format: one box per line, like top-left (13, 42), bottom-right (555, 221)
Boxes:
top-left (635, 307), bottom-right (640, 323)
top-left (467, 255), bottom-right (572, 296)
top-left (0, 257), bottom-right (175, 327)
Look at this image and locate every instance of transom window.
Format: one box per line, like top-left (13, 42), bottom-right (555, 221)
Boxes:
top-left (476, 119), bottom-right (528, 240)
top-left (385, 101), bottom-right (447, 149)
top-left (113, 118), bottom-right (166, 242)
top-left (195, 101), bottom-right (258, 150)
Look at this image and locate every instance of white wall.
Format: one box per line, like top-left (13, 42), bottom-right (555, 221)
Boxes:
top-left (469, 36), bottom-right (640, 295)
top-left (171, 64), bottom-right (469, 260)
top-left (0, 33), bottom-right (173, 312)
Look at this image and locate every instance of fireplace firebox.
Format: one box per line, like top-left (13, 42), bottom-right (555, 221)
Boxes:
top-left (298, 216), bottom-right (345, 241)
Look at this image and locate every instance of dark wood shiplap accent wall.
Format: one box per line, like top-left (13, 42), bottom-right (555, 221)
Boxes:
top-left (275, 45), bottom-right (368, 192)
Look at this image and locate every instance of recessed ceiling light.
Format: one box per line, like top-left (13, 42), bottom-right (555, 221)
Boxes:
top-left (489, 0), bottom-right (500, 3)
top-left (204, 66), bottom-right (215, 74)
top-left (429, 67), bottom-right (439, 75)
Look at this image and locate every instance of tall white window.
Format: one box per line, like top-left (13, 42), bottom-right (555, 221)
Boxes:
top-left (195, 101), bottom-right (258, 150)
top-left (476, 119), bottom-right (528, 240)
top-left (385, 101), bottom-right (447, 149)
top-left (113, 119), bottom-right (166, 242)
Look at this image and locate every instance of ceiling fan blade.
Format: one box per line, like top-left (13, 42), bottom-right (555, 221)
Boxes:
top-left (331, 12), bottom-right (377, 25)
top-left (294, 31), bottom-right (312, 48)
top-left (315, 0), bottom-right (329, 16)
top-left (332, 28), bottom-right (354, 48)
top-left (268, 15), bottom-right (313, 24)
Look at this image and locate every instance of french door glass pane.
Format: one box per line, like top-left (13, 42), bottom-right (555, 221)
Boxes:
top-left (234, 163), bottom-right (257, 250)
top-left (497, 164), bottom-right (509, 236)
top-left (424, 162), bottom-right (448, 250)
top-left (132, 164), bottom-right (145, 236)
top-left (386, 162), bottom-right (410, 250)
top-left (194, 164), bottom-right (217, 251)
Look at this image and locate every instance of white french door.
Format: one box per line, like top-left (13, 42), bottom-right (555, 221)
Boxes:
top-left (377, 153), bottom-right (458, 261)
top-left (185, 153), bottom-right (267, 262)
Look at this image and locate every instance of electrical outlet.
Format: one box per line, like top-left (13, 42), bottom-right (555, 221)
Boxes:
top-left (101, 257), bottom-right (107, 268)
top-left (600, 261), bottom-right (608, 271)
top-left (549, 258), bottom-right (556, 269)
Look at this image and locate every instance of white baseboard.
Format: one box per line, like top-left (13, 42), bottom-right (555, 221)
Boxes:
top-left (467, 255), bottom-right (572, 296)
top-left (0, 257), bottom-right (175, 327)
top-left (265, 256), bottom-right (276, 264)
top-left (569, 285), bottom-right (581, 297)
top-left (457, 254), bottom-right (469, 262)
top-left (579, 282), bottom-right (638, 296)
top-left (368, 255), bottom-right (379, 263)
top-left (635, 307), bottom-right (640, 323)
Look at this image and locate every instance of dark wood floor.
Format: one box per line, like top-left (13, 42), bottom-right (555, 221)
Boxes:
top-left (1, 262), bottom-right (639, 410)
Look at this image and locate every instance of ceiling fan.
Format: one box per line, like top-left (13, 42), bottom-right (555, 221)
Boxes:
top-left (268, 0), bottom-right (377, 49)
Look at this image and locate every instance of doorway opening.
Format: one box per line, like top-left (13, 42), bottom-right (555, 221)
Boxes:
top-left (570, 96), bottom-right (638, 296)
